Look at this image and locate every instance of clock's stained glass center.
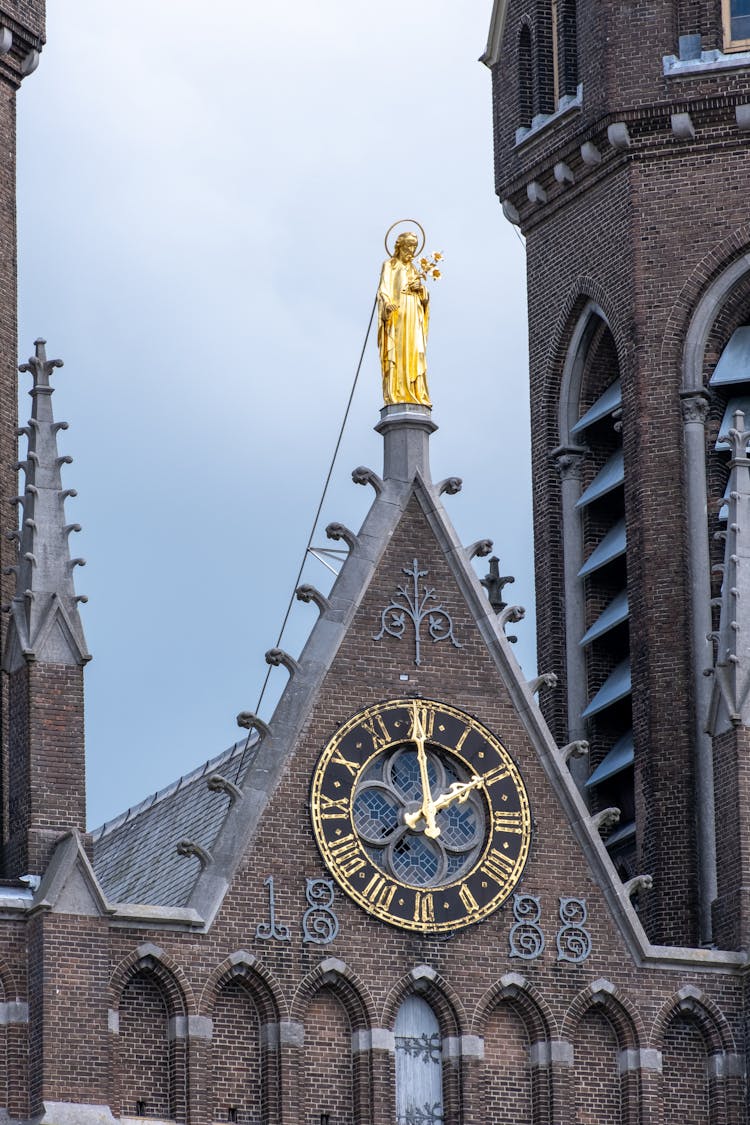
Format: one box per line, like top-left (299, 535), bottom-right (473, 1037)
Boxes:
top-left (352, 744), bottom-right (486, 887)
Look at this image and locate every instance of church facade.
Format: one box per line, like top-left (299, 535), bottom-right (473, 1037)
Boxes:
top-left (0, 2), bottom-right (747, 1123)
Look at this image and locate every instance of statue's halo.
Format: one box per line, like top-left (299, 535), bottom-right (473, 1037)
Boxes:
top-left (384, 219), bottom-right (426, 259)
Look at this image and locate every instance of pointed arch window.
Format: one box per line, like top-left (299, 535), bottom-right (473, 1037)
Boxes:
top-left (723, 0), bottom-right (750, 50)
top-left (518, 24), bottom-right (534, 128)
top-left (559, 0), bottom-right (579, 95)
top-left (395, 995), bottom-right (443, 1125)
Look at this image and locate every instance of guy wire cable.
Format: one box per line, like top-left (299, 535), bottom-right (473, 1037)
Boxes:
top-left (235, 295), bottom-right (378, 780)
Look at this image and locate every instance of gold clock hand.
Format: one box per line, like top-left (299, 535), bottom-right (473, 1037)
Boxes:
top-left (403, 701), bottom-right (440, 838)
top-left (430, 776), bottom-right (484, 816)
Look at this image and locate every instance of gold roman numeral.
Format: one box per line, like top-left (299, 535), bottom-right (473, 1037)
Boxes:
top-left (320, 794), bottom-right (350, 820)
top-left (361, 712), bottom-right (392, 751)
top-left (363, 874), bottom-right (397, 911)
top-left (331, 746), bottom-right (360, 777)
top-left (413, 891), bottom-right (435, 924)
top-left (483, 764), bottom-right (510, 788)
top-left (454, 725), bottom-right (471, 754)
top-left (328, 834), bottom-right (366, 877)
top-left (481, 847), bottom-right (515, 885)
top-left (493, 810), bottom-right (524, 834)
top-left (458, 884), bottom-right (479, 913)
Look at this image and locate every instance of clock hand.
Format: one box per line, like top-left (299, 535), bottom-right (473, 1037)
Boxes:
top-left (403, 701), bottom-right (440, 838)
top-left (429, 776), bottom-right (484, 816)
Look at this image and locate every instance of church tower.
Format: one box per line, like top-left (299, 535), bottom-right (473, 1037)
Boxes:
top-left (484, 0), bottom-right (750, 948)
top-left (0, 3), bottom-right (47, 871)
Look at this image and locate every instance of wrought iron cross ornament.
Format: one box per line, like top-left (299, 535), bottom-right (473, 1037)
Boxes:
top-left (374, 559), bottom-right (461, 666)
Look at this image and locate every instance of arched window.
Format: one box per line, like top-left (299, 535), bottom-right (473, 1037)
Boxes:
top-left (212, 978), bottom-right (263, 1125)
top-left (118, 970), bottom-right (173, 1120)
top-left (303, 988), bottom-right (354, 1124)
top-left (395, 995), bottom-right (443, 1125)
top-left (518, 24), bottom-right (534, 128)
top-left (723, 0), bottom-right (750, 51)
top-left (557, 307), bottom-right (635, 875)
top-left (661, 1014), bottom-right (710, 1122)
top-left (536, 0), bottom-right (556, 114)
top-left (559, 0), bottom-right (579, 95)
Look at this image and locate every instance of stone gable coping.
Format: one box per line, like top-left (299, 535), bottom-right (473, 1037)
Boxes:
top-left (90, 428), bottom-right (750, 974)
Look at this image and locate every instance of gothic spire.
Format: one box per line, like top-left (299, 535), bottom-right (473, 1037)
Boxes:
top-left (2, 339), bottom-right (90, 671)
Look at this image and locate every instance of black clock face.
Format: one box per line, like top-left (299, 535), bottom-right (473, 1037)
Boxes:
top-left (310, 699), bottom-right (532, 933)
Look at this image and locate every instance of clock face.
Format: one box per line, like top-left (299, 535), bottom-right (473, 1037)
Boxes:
top-left (310, 698), bottom-right (532, 933)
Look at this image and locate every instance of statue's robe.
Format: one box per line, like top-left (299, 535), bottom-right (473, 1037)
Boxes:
top-left (377, 256), bottom-right (431, 406)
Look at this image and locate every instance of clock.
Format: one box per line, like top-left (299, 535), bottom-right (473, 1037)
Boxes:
top-left (310, 698), bottom-right (532, 932)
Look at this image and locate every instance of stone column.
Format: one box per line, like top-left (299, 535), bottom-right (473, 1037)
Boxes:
top-left (552, 446), bottom-right (588, 788)
top-left (679, 389), bottom-right (717, 944)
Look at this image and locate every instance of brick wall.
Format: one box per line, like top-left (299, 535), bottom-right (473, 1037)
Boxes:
top-left (6, 662), bottom-right (86, 875)
top-left (211, 979), bottom-right (262, 1124)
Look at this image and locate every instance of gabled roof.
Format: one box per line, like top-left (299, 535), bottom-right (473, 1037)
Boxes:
top-left (480, 0), bottom-right (509, 67)
top-left (92, 736), bottom-right (259, 908)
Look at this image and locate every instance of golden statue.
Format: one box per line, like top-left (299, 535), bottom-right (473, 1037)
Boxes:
top-left (377, 224), bottom-right (441, 407)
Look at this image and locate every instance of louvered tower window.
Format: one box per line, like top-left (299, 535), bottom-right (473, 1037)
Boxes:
top-left (709, 326), bottom-right (750, 567)
top-left (572, 378), bottom-right (635, 873)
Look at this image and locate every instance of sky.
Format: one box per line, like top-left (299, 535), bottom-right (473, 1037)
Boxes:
top-left (15, 1), bottom-right (532, 828)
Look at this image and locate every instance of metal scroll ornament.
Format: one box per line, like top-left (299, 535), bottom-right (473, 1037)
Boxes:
top-left (302, 878), bottom-right (340, 945)
top-left (255, 875), bottom-right (291, 942)
top-left (374, 559), bottom-right (461, 666)
top-left (508, 893), bottom-right (545, 960)
top-left (556, 897), bottom-right (592, 963)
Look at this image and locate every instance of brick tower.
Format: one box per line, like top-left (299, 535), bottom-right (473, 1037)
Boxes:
top-left (484, 0), bottom-right (750, 948)
top-left (0, 3), bottom-right (46, 871)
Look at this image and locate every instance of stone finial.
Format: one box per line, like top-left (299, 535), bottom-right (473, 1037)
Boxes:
top-left (591, 807), bottom-right (621, 834)
top-left (708, 409), bottom-right (750, 733)
top-left (325, 522), bottom-right (358, 551)
top-left (264, 648), bottom-right (300, 676)
top-left (528, 672), bottom-right (558, 694)
top-left (480, 556), bottom-right (514, 611)
top-left (351, 466), bottom-right (383, 494)
top-left (207, 774), bottom-right (243, 804)
top-left (624, 874), bottom-right (653, 900)
top-left (176, 841), bottom-right (212, 869)
top-left (499, 604), bottom-right (525, 627)
top-left (467, 538), bottom-right (493, 560)
top-left (437, 477), bottom-right (463, 496)
top-left (558, 739), bottom-right (589, 764)
top-left (2, 340), bottom-right (90, 673)
top-left (295, 584), bottom-right (331, 616)
top-left (236, 712), bottom-right (271, 738)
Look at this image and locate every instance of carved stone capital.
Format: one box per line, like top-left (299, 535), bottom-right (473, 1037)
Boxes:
top-left (551, 445), bottom-right (587, 481)
top-left (679, 389), bottom-right (710, 426)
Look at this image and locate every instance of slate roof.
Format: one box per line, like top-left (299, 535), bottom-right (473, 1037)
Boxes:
top-left (91, 735), bottom-right (259, 908)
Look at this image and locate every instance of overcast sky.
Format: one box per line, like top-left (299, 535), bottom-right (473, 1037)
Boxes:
top-left (15, 1), bottom-right (532, 828)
